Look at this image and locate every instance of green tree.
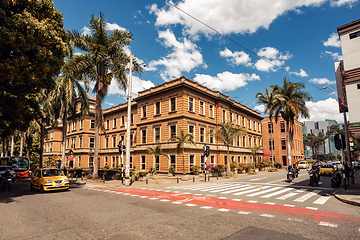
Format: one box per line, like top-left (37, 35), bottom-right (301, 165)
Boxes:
top-left (255, 87), bottom-right (282, 167)
top-left (303, 132), bottom-right (327, 159)
top-left (273, 78), bottom-right (312, 166)
top-left (0, 0), bottom-right (67, 138)
top-left (214, 121), bottom-right (247, 176)
top-left (48, 43), bottom-right (89, 170)
top-left (147, 144), bottom-right (169, 173)
top-left (70, 13), bottom-right (142, 178)
top-left (168, 128), bottom-right (196, 174)
top-left (247, 145), bottom-right (264, 170)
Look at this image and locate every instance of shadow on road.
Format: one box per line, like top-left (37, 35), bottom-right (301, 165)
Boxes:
top-left (0, 179), bottom-right (86, 204)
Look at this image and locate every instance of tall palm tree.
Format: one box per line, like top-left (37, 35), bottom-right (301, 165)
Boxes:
top-left (273, 78), bottom-right (312, 166)
top-left (70, 13), bottom-right (142, 178)
top-left (255, 87), bottom-right (282, 167)
top-left (247, 145), bottom-right (264, 170)
top-left (147, 144), bottom-right (169, 173)
top-left (214, 121), bottom-right (247, 176)
top-left (48, 42), bottom-right (89, 170)
top-left (168, 128), bottom-right (196, 174)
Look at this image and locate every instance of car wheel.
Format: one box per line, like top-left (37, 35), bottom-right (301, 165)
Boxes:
top-left (40, 185), bottom-right (45, 193)
top-left (64, 187), bottom-right (69, 191)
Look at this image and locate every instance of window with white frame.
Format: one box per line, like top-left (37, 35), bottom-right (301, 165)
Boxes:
top-left (89, 137), bottom-right (94, 148)
top-left (80, 120), bottom-right (84, 130)
top-left (242, 136), bottom-right (246, 147)
top-left (71, 137), bottom-right (76, 148)
top-left (155, 156), bottom-right (160, 170)
top-left (170, 97), bottom-right (176, 112)
top-left (112, 156), bottom-right (116, 167)
top-left (105, 137), bottom-right (109, 148)
top-left (106, 119), bottom-right (110, 130)
top-left (242, 116), bottom-right (246, 127)
top-left (72, 121), bottom-right (76, 131)
top-left (209, 104), bottom-right (214, 118)
top-left (155, 101), bottom-right (161, 115)
top-left (199, 127), bottom-right (205, 143)
top-left (237, 156), bottom-right (241, 164)
top-left (209, 128), bottom-right (214, 144)
top-left (222, 109), bottom-right (227, 121)
top-left (112, 135), bottom-right (116, 148)
top-left (248, 119), bottom-right (251, 129)
top-left (155, 127), bottom-right (160, 143)
top-left (244, 156), bottom-right (247, 163)
top-left (130, 133), bottom-right (134, 146)
top-left (249, 136), bottom-right (252, 147)
top-left (121, 116), bottom-right (125, 126)
top-left (78, 156), bottom-right (81, 168)
top-left (170, 125), bottom-right (176, 138)
top-left (254, 121), bottom-right (256, 131)
top-left (142, 105), bottom-right (147, 118)
top-left (113, 118), bottom-right (117, 128)
top-left (210, 155), bottom-right (215, 164)
top-left (258, 123), bottom-right (261, 133)
top-left (199, 101), bottom-right (205, 115)
top-left (90, 119), bottom-right (95, 129)
top-left (236, 115), bottom-right (240, 125)
top-left (170, 155), bottom-right (176, 167)
top-left (142, 129), bottom-right (146, 144)
top-left (105, 156), bottom-right (108, 166)
top-left (188, 124), bottom-right (195, 138)
top-left (188, 97), bottom-right (194, 112)
top-left (230, 112), bottom-right (233, 122)
top-left (141, 156), bottom-right (146, 170)
top-left (189, 154), bottom-right (195, 168)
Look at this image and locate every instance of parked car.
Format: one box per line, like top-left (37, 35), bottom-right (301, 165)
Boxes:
top-left (297, 161), bottom-right (309, 169)
top-left (30, 168), bottom-right (69, 192)
top-left (319, 164), bottom-right (336, 175)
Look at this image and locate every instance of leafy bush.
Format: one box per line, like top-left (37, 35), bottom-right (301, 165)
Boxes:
top-left (211, 164), bottom-right (225, 173)
top-left (190, 165), bottom-right (201, 172)
top-left (268, 167), bottom-right (279, 172)
top-left (230, 161), bottom-right (239, 171)
top-left (238, 163), bottom-right (245, 172)
top-left (131, 171), bottom-right (149, 180)
top-left (243, 163), bottom-right (254, 172)
top-left (274, 162), bottom-right (283, 169)
top-left (149, 167), bottom-right (156, 175)
top-left (168, 165), bottom-right (176, 175)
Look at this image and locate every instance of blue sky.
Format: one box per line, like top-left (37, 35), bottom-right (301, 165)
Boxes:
top-left (53, 0), bottom-right (359, 123)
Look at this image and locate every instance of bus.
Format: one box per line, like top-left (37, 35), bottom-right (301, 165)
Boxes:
top-left (0, 157), bottom-right (30, 177)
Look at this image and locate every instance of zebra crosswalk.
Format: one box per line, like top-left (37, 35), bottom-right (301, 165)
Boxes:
top-left (165, 182), bottom-right (332, 207)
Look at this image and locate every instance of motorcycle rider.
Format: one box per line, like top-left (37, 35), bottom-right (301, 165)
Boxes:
top-left (308, 164), bottom-right (319, 185)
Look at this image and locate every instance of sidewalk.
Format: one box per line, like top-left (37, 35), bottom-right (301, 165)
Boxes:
top-left (333, 169), bottom-right (360, 206)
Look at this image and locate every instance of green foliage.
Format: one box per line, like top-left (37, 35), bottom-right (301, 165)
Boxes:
top-left (230, 161), bottom-right (239, 171)
top-left (149, 167), bottom-right (156, 175)
top-left (168, 165), bottom-right (176, 175)
top-left (268, 167), bottom-right (279, 172)
top-left (131, 171), bottom-right (149, 181)
top-left (211, 164), bottom-right (225, 174)
top-left (190, 165), bottom-right (201, 172)
top-left (0, 0), bottom-right (67, 137)
top-left (274, 162), bottom-right (283, 169)
top-left (243, 163), bottom-right (254, 172)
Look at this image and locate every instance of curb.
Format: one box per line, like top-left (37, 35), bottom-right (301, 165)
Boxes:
top-left (333, 193), bottom-right (360, 207)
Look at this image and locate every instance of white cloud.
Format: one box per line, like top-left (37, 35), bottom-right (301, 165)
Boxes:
top-left (106, 23), bottom-right (127, 32)
top-left (322, 51), bottom-right (342, 60)
top-left (254, 104), bottom-right (266, 114)
top-left (324, 32), bottom-right (341, 47)
top-left (148, 29), bottom-right (206, 80)
top-left (219, 48), bottom-right (252, 66)
top-left (107, 75), bottom-right (155, 99)
top-left (254, 47), bottom-right (292, 72)
top-left (298, 98), bottom-right (344, 122)
top-left (310, 78), bottom-right (336, 85)
top-left (149, 0), bottom-right (330, 36)
top-left (194, 71), bottom-right (260, 92)
top-left (81, 26), bottom-right (91, 36)
top-left (330, 0), bottom-right (358, 7)
top-left (293, 69), bottom-right (308, 77)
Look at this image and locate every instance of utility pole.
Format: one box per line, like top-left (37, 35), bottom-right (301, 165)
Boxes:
top-left (124, 52), bottom-right (133, 186)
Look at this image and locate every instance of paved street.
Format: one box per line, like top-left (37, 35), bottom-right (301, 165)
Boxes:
top-left (1, 170), bottom-right (359, 240)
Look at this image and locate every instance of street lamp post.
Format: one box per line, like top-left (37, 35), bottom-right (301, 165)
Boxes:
top-left (320, 86), bottom-right (352, 167)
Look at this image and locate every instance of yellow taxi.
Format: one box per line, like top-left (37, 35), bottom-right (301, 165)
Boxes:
top-left (30, 168), bottom-right (69, 192)
top-left (319, 164), bottom-right (336, 176)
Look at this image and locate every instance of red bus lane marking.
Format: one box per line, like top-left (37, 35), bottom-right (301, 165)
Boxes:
top-left (93, 187), bottom-right (360, 226)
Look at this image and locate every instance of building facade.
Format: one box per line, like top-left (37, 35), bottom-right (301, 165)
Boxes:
top-left (261, 116), bottom-right (304, 166)
top-left (302, 119), bottom-right (341, 158)
top-left (44, 77), bottom-right (264, 173)
top-left (337, 19), bottom-right (360, 142)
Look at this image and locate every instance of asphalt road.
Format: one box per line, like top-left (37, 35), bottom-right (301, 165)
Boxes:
top-left (0, 170), bottom-right (359, 240)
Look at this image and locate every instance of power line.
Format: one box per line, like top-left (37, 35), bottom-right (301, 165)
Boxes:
top-left (163, 0), bottom-right (333, 92)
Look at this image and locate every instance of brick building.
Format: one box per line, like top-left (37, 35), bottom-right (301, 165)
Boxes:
top-left (44, 77), bottom-right (263, 173)
top-left (261, 116), bottom-right (304, 166)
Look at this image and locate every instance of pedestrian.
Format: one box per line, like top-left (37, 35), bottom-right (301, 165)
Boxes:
top-left (344, 163), bottom-right (350, 186)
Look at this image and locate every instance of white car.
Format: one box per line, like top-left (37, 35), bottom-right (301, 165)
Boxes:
top-left (297, 161), bottom-right (309, 169)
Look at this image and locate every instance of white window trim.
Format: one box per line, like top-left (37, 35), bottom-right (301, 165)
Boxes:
top-left (169, 97), bottom-right (176, 112)
top-left (199, 100), bottom-right (205, 115)
top-left (188, 97), bottom-right (194, 112)
top-left (209, 104), bottom-right (214, 118)
top-left (199, 126), bottom-right (206, 143)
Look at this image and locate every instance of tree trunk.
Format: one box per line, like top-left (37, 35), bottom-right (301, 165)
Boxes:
top-left (61, 116), bottom-right (67, 170)
top-left (93, 121), bottom-right (99, 179)
top-left (11, 135), bottom-right (14, 156)
top-left (20, 133), bottom-right (24, 157)
top-left (226, 148), bottom-right (230, 175)
top-left (286, 120), bottom-right (292, 166)
top-left (182, 149), bottom-right (185, 174)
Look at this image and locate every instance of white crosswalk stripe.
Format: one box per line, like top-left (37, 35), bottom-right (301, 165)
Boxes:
top-left (162, 183), bottom-right (330, 206)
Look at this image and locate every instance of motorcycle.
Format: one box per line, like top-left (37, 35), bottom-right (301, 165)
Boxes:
top-left (293, 168), bottom-right (299, 178)
top-left (287, 170), bottom-right (295, 182)
top-left (0, 171), bottom-right (12, 191)
top-left (308, 168), bottom-right (319, 186)
top-left (331, 171), bottom-right (342, 187)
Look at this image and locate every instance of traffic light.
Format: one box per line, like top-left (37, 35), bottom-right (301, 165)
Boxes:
top-left (203, 145), bottom-right (210, 157)
top-left (118, 141), bottom-right (126, 153)
top-left (334, 133), bottom-right (346, 150)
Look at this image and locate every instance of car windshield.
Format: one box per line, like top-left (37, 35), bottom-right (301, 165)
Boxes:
top-left (42, 169), bottom-right (63, 177)
top-left (322, 165), bottom-right (333, 168)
